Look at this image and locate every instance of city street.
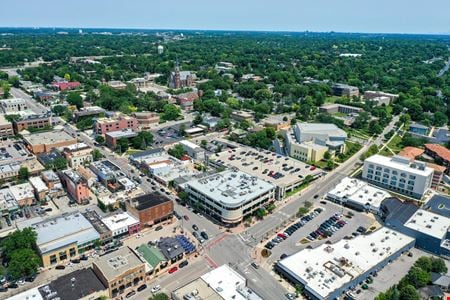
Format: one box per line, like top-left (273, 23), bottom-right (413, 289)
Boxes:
top-left (9, 87), bottom-right (49, 115)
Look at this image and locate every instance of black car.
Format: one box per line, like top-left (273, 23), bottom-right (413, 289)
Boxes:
top-left (179, 260), bottom-right (189, 268)
top-left (25, 274), bottom-right (36, 282)
top-left (8, 282), bottom-right (18, 288)
top-left (126, 291), bottom-right (136, 298)
top-left (155, 225), bottom-right (163, 231)
top-left (0, 286), bottom-right (7, 292)
top-left (137, 284), bottom-right (147, 292)
top-left (200, 231), bottom-right (209, 240)
top-left (71, 258), bottom-right (80, 264)
top-left (264, 242), bottom-right (274, 249)
top-left (280, 253), bottom-right (288, 260)
top-left (80, 255), bottom-right (88, 261)
top-left (55, 265), bottom-right (66, 270)
top-left (192, 224), bottom-right (199, 231)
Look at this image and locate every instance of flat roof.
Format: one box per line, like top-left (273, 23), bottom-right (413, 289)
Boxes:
top-left (179, 139), bottom-right (201, 149)
top-left (9, 182), bottom-right (34, 201)
top-left (186, 169), bottom-right (275, 207)
top-left (210, 146), bottom-right (322, 189)
top-left (404, 209), bottom-right (449, 239)
top-left (101, 212), bottom-right (139, 232)
top-left (327, 177), bottom-right (390, 209)
top-left (9, 287), bottom-right (43, 300)
top-left (105, 129), bottom-right (138, 139)
top-left (24, 130), bottom-right (76, 146)
top-left (0, 188), bottom-right (18, 211)
top-left (38, 268), bottom-right (106, 300)
top-left (29, 176), bottom-right (49, 193)
top-left (136, 244), bottom-right (166, 268)
top-left (130, 193), bottom-right (172, 210)
top-left (365, 154), bottom-right (434, 177)
top-left (64, 142), bottom-right (90, 152)
top-left (425, 194), bottom-right (450, 218)
top-left (278, 228), bottom-right (414, 299)
top-left (94, 246), bottom-right (144, 281)
top-left (296, 123), bottom-right (348, 139)
top-left (0, 113), bottom-right (11, 126)
top-left (201, 264), bottom-right (263, 300)
top-left (33, 212), bottom-right (100, 254)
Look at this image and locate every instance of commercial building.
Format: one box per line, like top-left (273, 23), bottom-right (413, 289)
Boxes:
top-left (0, 114), bottom-right (14, 137)
top-left (276, 228), bottom-right (415, 300)
top-left (59, 169), bottom-right (90, 204)
top-left (158, 237), bottom-right (185, 263)
top-left (398, 146), bottom-right (424, 160)
top-left (424, 144), bottom-right (450, 174)
top-left (331, 83), bottom-right (359, 97)
top-left (92, 246), bottom-right (146, 299)
top-left (51, 81), bottom-right (81, 91)
top-left (106, 80), bottom-right (127, 90)
top-left (90, 160), bottom-right (123, 185)
top-left (364, 90), bottom-right (399, 103)
top-left (32, 212), bottom-right (100, 267)
top-left (172, 264), bottom-right (263, 300)
top-left (136, 244), bottom-right (166, 274)
top-left (132, 111), bottom-right (160, 130)
top-left (179, 140), bottom-right (205, 161)
top-left (29, 176), bottom-right (49, 201)
top-left (73, 106), bottom-right (106, 121)
top-left (62, 143), bottom-right (93, 168)
top-left (83, 209), bottom-right (112, 242)
top-left (126, 193), bottom-right (173, 227)
top-left (383, 203), bottom-right (450, 258)
top-left (13, 113), bottom-right (52, 133)
top-left (278, 123), bottom-right (347, 162)
top-left (209, 145), bottom-right (322, 199)
top-left (94, 115), bottom-right (138, 135)
top-left (427, 163), bottom-right (446, 190)
top-left (184, 169), bottom-right (275, 225)
top-left (38, 268), bottom-right (108, 300)
top-left (101, 212), bottom-right (140, 238)
top-left (231, 110), bottom-right (254, 122)
top-left (0, 188), bottom-right (19, 215)
top-left (363, 155), bottom-right (434, 199)
top-left (23, 130), bottom-right (77, 154)
top-left (0, 98), bottom-right (28, 113)
top-left (174, 91), bottom-right (199, 111)
top-left (105, 129), bottom-right (138, 148)
top-left (319, 103), bottom-right (363, 115)
top-left (9, 182), bottom-right (35, 207)
top-left (0, 158), bottom-right (44, 181)
top-left (326, 177), bottom-right (390, 214)
top-left (129, 148), bottom-right (165, 165)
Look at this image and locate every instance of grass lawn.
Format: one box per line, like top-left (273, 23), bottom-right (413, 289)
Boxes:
top-left (324, 96), bottom-right (343, 104)
top-left (126, 149), bottom-right (142, 155)
top-left (314, 160), bottom-right (328, 169)
top-left (335, 141), bottom-right (363, 163)
top-left (286, 181), bottom-right (312, 197)
top-left (386, 134), bottom-right (403, 153)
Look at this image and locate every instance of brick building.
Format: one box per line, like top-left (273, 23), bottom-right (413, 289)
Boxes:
top-left (126, 193), bottom-right (173, 227)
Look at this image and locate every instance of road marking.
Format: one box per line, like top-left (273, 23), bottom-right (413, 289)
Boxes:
top-left (203, 254), bottom-right (218, 268)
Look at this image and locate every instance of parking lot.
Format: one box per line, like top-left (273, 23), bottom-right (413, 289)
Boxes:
top-left (261, 201), bottom-right (375, 265)
top-left (151, 122), bottom-right (192, 146)
top-left (210, 146), bottom-right (323, 198)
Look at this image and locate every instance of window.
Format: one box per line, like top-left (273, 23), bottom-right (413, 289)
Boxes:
top-left (368, 164), bottom-right (374, 169)
top-left (59, 251), bottom-right (67, 261)
top-left (376, 166), bottom-right (382, 171)
top-left (409, 175), bottom-right (416, 180)
top-left (69, 248), bottom-right (76, 257)
top-left (400, 173), bottom-right (406, 178)
top-left (383, 168), bottom-right (390, 173)
top-left (50, 254), bottom-right (57, 265)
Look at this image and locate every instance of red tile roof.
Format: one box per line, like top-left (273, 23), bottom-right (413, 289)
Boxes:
top-left (425, 144), bottom-right (450, 162)
top-left (427, 162), bottom-right (446, 173)
top-left (52, 81), bottom-right (81, 91)
top-left (398, 147), bottom-right (424, 159)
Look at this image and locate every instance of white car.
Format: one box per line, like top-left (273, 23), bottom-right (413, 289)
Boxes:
top-left (151, 285), bottom-right (161, 293)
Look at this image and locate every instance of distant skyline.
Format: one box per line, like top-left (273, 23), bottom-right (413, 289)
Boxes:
top-left (1, 0), bottom-right (450, 35)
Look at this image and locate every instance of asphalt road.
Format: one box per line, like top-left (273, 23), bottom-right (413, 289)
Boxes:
top-left (10, 87), bottom-right (49, 115)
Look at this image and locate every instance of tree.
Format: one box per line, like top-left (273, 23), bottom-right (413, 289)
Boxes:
top-left (149, 293), bottom-right (169, 300)
top-left (304, 201), bottom-right (313, 209)
top-left (406, 266), bottom-right (431, 288)
top-left (46, 157), bottom-right (67, 170)
top-left (430, 257), bottom-right (447, 273)
top-left (64, 73), bottom-right (71, 81)
top-left (179, 124), bottom-right (186, 136)
top-left (200, 140), bottom-right (207, 149)
top-left (161, 104), bottom-right (181, 121)
top-left (95, 135), bottom-right (105, 144)
top-left (255, 208), bottom-right (267, 219)
top-left (297, 207), bottom-right (309, 217)
top-left (326, 159), bottom-right (335, 170)
top-left (8, 248), bottom-right (40, 279)
top-left (1, 82), bottom-right (10, 98)
top-left (168, 144), bottom-right (187, 159)
top-left (66, 92), bottom-right (83, 109)
top-left (323, 151), bottom-right (331, 160)
top-left (18, 166), bottom-right (30, 181)
top-left (1, 228), bottom-right (37, 258)
top-left (93, 149), bottom-right (104, 161)
top-left (193, 114), bottom-right (203, 125)
top-left (433, 111), bottom-right (448, 127)
top-left (116, 138), bottom-right (129, 153)
top-left (398, 284), bottom-right (420, 300)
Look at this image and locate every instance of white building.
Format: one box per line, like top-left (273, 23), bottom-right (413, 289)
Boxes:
top-left (9, 182), bottom-right (35, 207)
top-left (184, 169), bottom-right (275, 225)
top-left (362, 155), bottom-right (433, 199)
top-left (179, 140), bottom-right (205, 161)
top-left (0, 98), bottom-right (28, 113)
top-left (101, 212), bottom-right (140, 237)
top-left (326, 177), bottom-right (390, 214)
top-left (276, 228), bottom-right (415, 300)
top-left (62, 142), bottom-right (93, 168)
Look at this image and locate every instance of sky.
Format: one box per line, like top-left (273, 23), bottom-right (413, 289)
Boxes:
top-left (1, 0), bottom-right (450, 34)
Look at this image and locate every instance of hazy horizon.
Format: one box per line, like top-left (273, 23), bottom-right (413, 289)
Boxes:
top-left (1, 0), bottom-right (450, 35)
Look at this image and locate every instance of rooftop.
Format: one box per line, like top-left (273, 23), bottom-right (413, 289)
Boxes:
top-left (0, 188), bottom-right (18, 211)
top-left (62, 169), bottom-right (85, 184)
top-left (33, 212), bottom-right (100, 254)
top-left (186, 169), bottom-right (275, 207)
top-left (29, 176), bottom-right (49, 193)
top-left (82, 210), bottom-right (110, 235)
top-left (327, 177), bottom-right (390, 209)
top-left (38, 268), bottom-right (106, 300)
top-left (63, 142), bottom-right (91, 152)
top-left (404, 209), bottom-right (449, 239)
top-left (425, 143), bottom-right (450, 162)
top-left (101, 212), bottom-right (139, 232)
top-left (9, 182), bottom-right (34, 201)
top-left (129, 193), bottom-right (172, 211)
top-left (424, 194), bottom-right (450, 218)
top-left (158, 237), bottom-right (184, 260)
top-left (24, 130), bottom-right (76, 146)
top-left (136, 244), bottom-right (166, 268)
top-left (398, 146), bottom-right (425, 159)
top-left (0, 113), bottom-right (11, 126)
top-left (365, 155), bottom-right (434, 177)
top-left (278, 228), bottom-right (414, 299)
top-left (105, 128), bottom-right (138, 139)
top-left (93, 246), bottom-right (144, 281)
top-left (296, 123), bottom-right (347, 140)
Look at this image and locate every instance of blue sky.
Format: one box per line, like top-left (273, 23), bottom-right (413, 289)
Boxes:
top-left (2, 0), bottom-right (450, 34)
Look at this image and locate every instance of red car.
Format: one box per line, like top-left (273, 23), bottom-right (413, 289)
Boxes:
top-left (277, 233), bottom-right (287, 239)
top-left (168, 267), bottom-right (178, 274)
top-left (310, 166), bottom-right (316, 171)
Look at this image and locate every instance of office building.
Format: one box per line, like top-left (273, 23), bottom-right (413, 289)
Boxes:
top-left (0, 114), bottom-right (14, 137)
top-left (362, 155), bottom-right (434, 199)
top-left (326, 177), bottom-right (390, 214)
top-left (92, 246), bottom-right (146, 298)
top-left (319, 103), bottom-right (363, 115)
top-left (179, 140), bottom-right (205, 161)
top-left (276, 228), bottom-right (415, 300)
top-left (23, 130), bottom-right (77, 154)
top-left (332, 83), bottom-right (359, 97)
top-left (32, 212), bottom-right (100, 267)
top-left (73, 106), bottom-right (106, 121)
top-left (132, 111), bottom-right (160, 130)
top-left (184, 169), bottom-right (276, 225)
top-left (172, 264), bottom-right (263, 300)
top-left (231, 110), bottom-right (254, 122)
top-left (0, 98), bottom-right (28, 113)
top-left (0, 188), bottom-right (19, 215)
top-left (105, 129), bottom-right (138, 148)
top-left (94, 115), bottom-right (138, 135)
top-left (101, 212), bottom-right (140, 238)
top-left (59, 169), bottom-right (90, 204)
top-left (364, 91), bottom-right (399, 103)
top-left (62, 143), bottom-right (93, 168)
top-left (9, 182), bottom-right (35, 207)
top-left (126, 193), bottom-right (173, 227)
top-left (13, 113), bottom-right (52, 133)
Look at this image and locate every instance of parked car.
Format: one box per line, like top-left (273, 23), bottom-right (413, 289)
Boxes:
top-left (168, 267), bottom-right (178, 274)
top-left (137, 284), bottom-right (147, 292)
top-left (125, 291), bottom-right (136, 298)
top-left (55, 265), bottom-right (66, 270)
top-left (151, 285), bottom-right (161, 293)
top-left (183, 215), bottom-right (189, 221)
top-left (179, 260), bottom-right (189, 268)
top-left (200, 231), bottom-right (209, 240)
top-left (192, 224), bottom-right (199, 231)
top-left (155, 225), bottom-right (163, 231)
